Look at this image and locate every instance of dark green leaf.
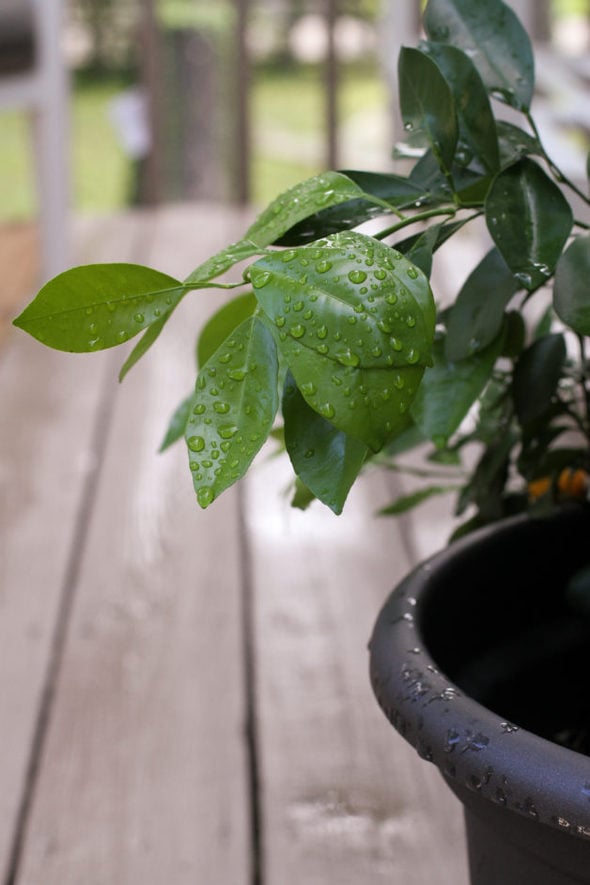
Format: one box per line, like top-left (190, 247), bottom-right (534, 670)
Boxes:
top-left (553, 234), bottom-right (590, 335)
top-left (185, 172), bottom-right (383, 283)
top-left (424, 0), bottom-right (535, 111)
top-left (395, 219), bottom-right (467, 258)
top-left (445, 247), bottom-right (519, 360)
top-left (282, 373), bottom-right (368, 514)
top-left (250, 231), bottom-right (434, 451)
top-left (119, 313), bottom-right (170, 381)
top-left (496, 121), bottom-right (541, 165)
top-left (485, 158), bottom-right (573, 291)
top-left (159, 392), bottom-right (195, 452)
top-left (184, 315), bottom-right (279, 508)
top-left (422, 42), bottom-right (500, 172)
top-left (197, 291), bottom-right (257, 368)
top-left (501, 310), bottom-right (526, 358)
top-left (411, 333), bottom-right (503, 446)
top-left (13, 263), bottom-right (186, 352)
top-left (398, 47), bottom-right (458, 172)
top-left (379, 484), bottom-right (455, 515)
top-left (381, 421), bottom-right (425, 457)
top-left (512, 333), bottom-right (567, 426)
top-left (403, 225), bottom-right (442, 278)
top-left (291, 477), bottom-right (316, 511)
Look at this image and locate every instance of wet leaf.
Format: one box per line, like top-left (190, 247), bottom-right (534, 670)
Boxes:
top-left (553, 234), bottom-right (590, 335)
top-left (283, 372), bottom-right (368, 514)
top-left (398, 47), bottom-right (458, 172)
top-left (485, 158), bottom-right (573, 291)
top-left (513, 333), bottom-right (566, 426)
top-left (13, 263), bottom-right (186, 352)
top-left (184, 315), bottom-right (279, 508)
top-left (159, 392), bottom-right (195, 452)
top-left (422, 42), bottom-right (500, 172)
top-left (197, 291), bottom-right (257, 367)
top-left (424, 0), bottom-right (534, 111)
top-left (445, 247), bottom-right (519, 360)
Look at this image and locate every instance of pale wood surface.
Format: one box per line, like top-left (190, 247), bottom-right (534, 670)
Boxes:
top-left (0, 205), bottom-right (467, 884)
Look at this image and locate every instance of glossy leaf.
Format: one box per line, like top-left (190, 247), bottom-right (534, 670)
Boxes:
top-left (485, 158), bottom-right (573, 291)
top-left (496, 121), bottom-right (541, 165)
top-left (282, 373), bottom-right (368, 514)
top-left (411, 333), bottom-right (502, 446)
top-left (422, 42), bottom-right (500, 172)
top-left (402, 224), bottom-right (446, 278)
top-left (398, 47), bottom-right (458, 172)
top-left (445, 247), bottom-right (519, 361)
top-left (513, 334), bottom-right (566, 426)
top-left (197, 291), bottom-right (257, 367)
top-left (159, 392), bottom-right (195, 452)
top-left (553, 234), bottom-right (590, 335)
top-left (185, 171), bottom-right (381, 284)
top-left (13, 263), bottom-right (187, 352)
top-left (184, 315), bottom-right (279, 508)
top-left (424, 0), bottom-right (534, 111)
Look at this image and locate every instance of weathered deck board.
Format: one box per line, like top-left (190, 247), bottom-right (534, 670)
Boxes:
top-left (244, 456), bottom-right (468, 884)
top-left (0, 215), bottom-right (146, 884)
top-left (13, 207), bottom-right (252, 884)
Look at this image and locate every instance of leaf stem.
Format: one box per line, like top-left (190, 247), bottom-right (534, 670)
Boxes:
top-left (373, 207), bottom-right (457, 241)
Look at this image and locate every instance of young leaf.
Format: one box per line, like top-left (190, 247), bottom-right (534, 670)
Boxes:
top-left (512, 334), bottom-right (566, 427)
top-left (411, 333), bottom-right (503, 446)
top-left (185, 171), bottom-right (385, 284)
top-left (159, 392), bottom-right (195, 452)
top-left (184, 315), bottom-right (279, 508)
top-left (197, 291), bottom-right (257, 368)
top-left (402, 225), bottom-right (445, 278)
top-left (398, 47), bottom-right (458, 172)
top-left (422, 42), bottom-right (500, 172)
top-left (553, 234), bottom-right (590, 336)
top-left (445, 247), bottom-right (519, 361)
top-left (13, 263), bottom-right (187, 352)
top-left (282, 372), bottom-right (368, 514)
top-left (119, 312), bottom-right (170, 381)
top-left (485, 158), bottom-right (573, 291)
top-left (424, 0), bottom-right (534, 111)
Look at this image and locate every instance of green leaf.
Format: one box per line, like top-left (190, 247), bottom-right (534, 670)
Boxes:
top-left (282, 373), bottom-right (368, 514)
top-left (159, 392), bottom-right (195, 452)
top-left (379, 484), bottom-right (456, 515)
top-left (398, 47), bottom-right (458, 172)
top-left (249, 231), bottom-right (434, 451)
top-left (197, 291), bottom-right (257, 368)
top-left (553, 234), bottom-right (590, 335)
top-left (424, 0), bottom-right (534, 111)
top-left (402, 224), bottom-right (446, 278)
top-left (184, 315), bottom-right (279, 508)
top-left (411, 333), bottom-right (503, 446)
top-left (513, 333), bottom-right (566, 426)
top-left (291, 477), bottom-right (316, 511)
top-left (485, 158), bottom-right (573, 291)
top-left (422, 42), bottom-right (500, 173)
top-left (119, 312), bottom-right (170, 381)
top-left (445, 247), bottom-right (519, 361)
top-left (496, 121), bottom-right (541, 165)
top-left (13, 263), bottom-right (187, 352)
top-left (185, 171), bottom-right (381, 284)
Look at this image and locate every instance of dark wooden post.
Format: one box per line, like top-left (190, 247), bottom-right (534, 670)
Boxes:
top-left (235, 0), bottom-right (251, 204)
top-left (325, 0), bottom-right (338, 170)
top-left (137, 0), bottom-right (165, 205)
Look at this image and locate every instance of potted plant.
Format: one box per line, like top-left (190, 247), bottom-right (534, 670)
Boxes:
top-left (12, 0), bottom-right (590, 880)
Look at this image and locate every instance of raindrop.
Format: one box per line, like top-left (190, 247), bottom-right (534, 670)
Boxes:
top-left (218, 424), bottom-right (239, 439)
top-left (407, 267), bottom-right (419, 280)
top-left (252, 271), bottom-right (272, 289)
top-left (304, 448), bottom-right (315, 459)
top-left (187, 435), bottom-right (205, 452)
top-left (281, 250), bottom-right (297, 263)
top-left (335, 349), bottom-right (360, 367)
top-left (407, 349), bottom-right (420, 364)
top-left (290, 324), bottom-right (306, 339)
top-left (193, 403), bottom-right (206, 415)
top-left (197, 486), bottom-right (215, 508)
top-left (293, 300), bottom-right (304, 312)
top-left (317, 325), bottom-right (328, 339)
top-left (134, 312), bottom-right (145, 323)
top-left (348, 269), bottom-right (367, 284)
top-left (315, 260), bottom-right (332, 274)
top-left (214, 401), bottom-right (230, 414)
top-left (317, 344), bottom-right (329, 355)
top-left (318, 402), bottom-right (335, 419)
top-left (301, 381), bottom-right (316, 396)
top-left (275, 316), bottom-right (286, 328)
top-left (116, 331), bottom-right (129, 343)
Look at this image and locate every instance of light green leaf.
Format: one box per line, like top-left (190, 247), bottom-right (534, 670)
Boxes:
top-left (159, 392), bottom-right (195, 452)
top-left (13, 263), bottom-right (186, 352)
top-left (411, 333), bottom-right (503, 446)
top-left (485, 158), bottom-right (573, 291)
top-left (184, 315), bottom-right (279, 508)
top-left (119, 312), bottom-right (170, 381)
top-left (445, 247), bottom-right (519, 361)
top-left (421, 42), bottom-right (500, 172)
top-left (553, 234), bottom-right (590, 335)
top-left (424, 0), bottom-right (535, 111)
top-left (398, 47), bottom-right (458, 172)
top-left (185, 171), bottom-right (380, 284)
top-left (282, 372), bottom-right (368, 514)
top-left (197, 291), bottom-right (257, 368)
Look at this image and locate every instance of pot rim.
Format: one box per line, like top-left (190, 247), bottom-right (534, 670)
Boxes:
top-left (369, 509), bottom-right (590, 839)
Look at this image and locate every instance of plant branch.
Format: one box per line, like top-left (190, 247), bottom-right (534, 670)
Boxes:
top-left (373, 207), bottom-right (457, 241)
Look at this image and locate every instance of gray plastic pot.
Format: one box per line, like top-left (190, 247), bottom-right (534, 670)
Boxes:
top-left (369, 506), bottom-right (590, 884)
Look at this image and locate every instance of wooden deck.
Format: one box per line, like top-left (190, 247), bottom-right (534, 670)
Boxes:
top-left (0, 205), bottom-right (468, 884)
